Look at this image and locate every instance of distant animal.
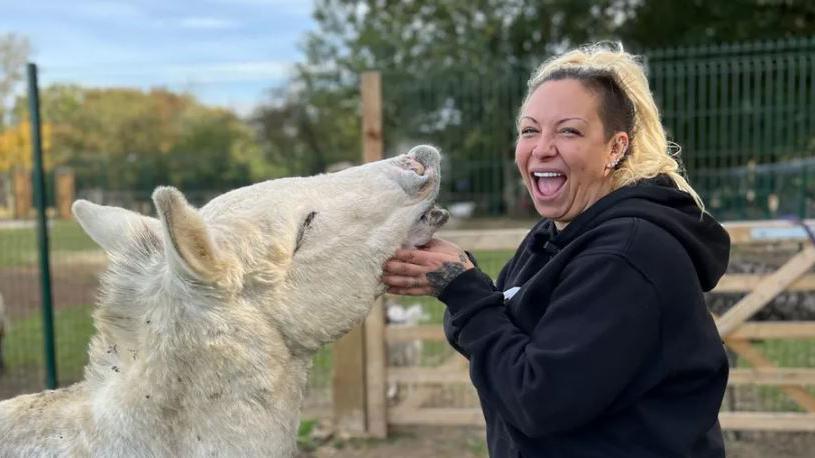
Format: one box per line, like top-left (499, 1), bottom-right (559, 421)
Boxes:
top-left (0, 145), bottom-right (448, 457)
top-left (385, 303), bottom-right (428, 400)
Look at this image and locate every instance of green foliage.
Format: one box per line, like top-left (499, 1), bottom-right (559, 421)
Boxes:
top-left (621, 0), bottom-right (815, 50)
top-left (251, 0), bottom-right (815, 194)
top-left (8, 85), bottom-right (277, 193)
top-left (297, 418), bottom-right (318, 451)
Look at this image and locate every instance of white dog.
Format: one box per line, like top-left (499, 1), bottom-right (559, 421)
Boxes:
top-left (0, 145), bottom-right (448, 457)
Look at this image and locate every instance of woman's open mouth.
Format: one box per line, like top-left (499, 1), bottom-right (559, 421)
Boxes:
top-left (532, 171), bottom-right (567, 200)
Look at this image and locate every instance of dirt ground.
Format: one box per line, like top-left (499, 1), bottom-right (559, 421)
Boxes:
top-left (0, 255), bottom-right (102, 319)
top-left (299, 426), bottom-right (488, 458)
top-left (298, 426), bottom-right (815, 458)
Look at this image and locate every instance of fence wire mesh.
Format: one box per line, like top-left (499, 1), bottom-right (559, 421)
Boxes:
top-left (383, 37), bottom-right (815, 220)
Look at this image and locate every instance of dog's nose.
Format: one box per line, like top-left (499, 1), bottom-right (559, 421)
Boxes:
top-left (404, 157), bottom-right (425, 176)
top-left (427, 207), bottom-right (449, 226)
top-left (406, 145), bottom-right (440, 173)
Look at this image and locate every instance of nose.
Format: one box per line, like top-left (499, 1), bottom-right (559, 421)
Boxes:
top-left (406, 145), bottom-right (441, 173)
top-left (403, 157), bottom-right (425, 176)
top-left (531, 133), bottom-right (556, 159)
top-left (393, 145), bottom-right (440, 196)
top-left (425, 206), bottom-right (450, 226)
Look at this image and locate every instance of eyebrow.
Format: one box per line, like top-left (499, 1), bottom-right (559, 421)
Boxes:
top-left (556, 117), bottom-right (588, 125)
top-left (519, 116), bottom-right (588, 125)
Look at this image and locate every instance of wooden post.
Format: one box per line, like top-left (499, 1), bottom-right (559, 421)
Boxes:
top-left (332, 71), bottom-right (387, 438)
top-left (12, 168), bottom-right (32, 219)
top-left (55, 168), bottom-right (75, 219)
top-left (360, 71), bottom-right (387, 438)
top-left (332, 326), bottom-right (368, 436)
top-left (361, 71), bottom-right (383, 164)
top-left (365, 299), bottom-right (387, 438)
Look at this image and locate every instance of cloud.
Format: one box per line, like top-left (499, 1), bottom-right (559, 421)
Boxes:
top-left (178, 17), bottom-right (239, 30)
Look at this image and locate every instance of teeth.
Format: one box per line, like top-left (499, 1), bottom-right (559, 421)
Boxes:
top-left (533, 172), bottom-right (564, 178)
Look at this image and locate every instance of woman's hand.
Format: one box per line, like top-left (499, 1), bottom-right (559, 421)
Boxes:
top-left (383, 238), bottom-right (475, 297)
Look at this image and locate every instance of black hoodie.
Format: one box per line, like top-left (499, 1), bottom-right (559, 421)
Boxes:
top-left (441, 176), bottom-right (730, 458)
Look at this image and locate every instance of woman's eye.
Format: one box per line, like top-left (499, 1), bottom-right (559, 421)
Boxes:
top-left (559, 127), bottom-right (581, 136)
top-left (519, 127), bottom-right (537, 137)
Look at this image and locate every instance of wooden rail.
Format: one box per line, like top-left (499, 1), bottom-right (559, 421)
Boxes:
top-left (380, 220), bottom-right (815, 432)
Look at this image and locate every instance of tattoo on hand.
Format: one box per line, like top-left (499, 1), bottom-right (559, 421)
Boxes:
top-left (426, 262), bottom-right (466, 297)
top-left (458, 251), bottom-right (468, 263)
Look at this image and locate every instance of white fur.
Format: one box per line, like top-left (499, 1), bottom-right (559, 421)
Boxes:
top-left (0, 146), bottom-right (447, 457)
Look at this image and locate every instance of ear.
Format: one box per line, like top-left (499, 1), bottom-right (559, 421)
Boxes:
top-left (72, 200), bottom-right (156, 253)
top-left (152, 186), bottom-right (232, 283)
top-left (604, 132), bottom-right (629, 176)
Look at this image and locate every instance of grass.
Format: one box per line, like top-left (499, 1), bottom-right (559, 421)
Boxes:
top-left (391, 249), bottom-right (515, 324)
top-left (733, 339), bottom-right (815, 412)
top-left (297, 418), bottom-right (319, 451)
top-left (4, 303), bottom-right (95, 385)
top-left (9, 244), bottom-right (812, 413)
top-left (0, 220), bottom-right (97, 267)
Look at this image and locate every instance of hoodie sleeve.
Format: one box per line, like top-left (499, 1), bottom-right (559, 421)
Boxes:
top-left (443, 251), bottom-right (514, 359)
top-left (441, 252), bottom-right (509, 359)
top-left (439, 252), bottom-right (661, 437)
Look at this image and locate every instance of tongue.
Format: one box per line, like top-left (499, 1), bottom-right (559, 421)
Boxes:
top-left (537, 176), bottom-right (566, 197)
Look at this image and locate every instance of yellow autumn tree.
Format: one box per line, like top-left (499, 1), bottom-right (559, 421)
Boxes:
top-left (0, 120), bottom-right (53, 172)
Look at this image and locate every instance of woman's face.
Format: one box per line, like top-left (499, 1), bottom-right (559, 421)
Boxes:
top-left (515, 78), bottom-right (626, 228)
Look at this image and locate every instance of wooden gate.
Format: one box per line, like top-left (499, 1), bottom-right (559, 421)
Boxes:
top-left (347, 220), bottom-right (815, 434)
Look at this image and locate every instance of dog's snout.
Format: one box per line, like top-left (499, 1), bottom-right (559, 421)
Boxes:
top-left (406, 145), bottom-right (441, 172)
top-left (405, 157), bottom-right (426, 176)
top-left (392, 145), bottom-right (441, 197)
top-left (428, 207), bottom-right (449, 226)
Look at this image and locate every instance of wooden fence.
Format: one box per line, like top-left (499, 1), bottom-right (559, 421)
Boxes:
top-left (334, 219), bottom-right (815, 436)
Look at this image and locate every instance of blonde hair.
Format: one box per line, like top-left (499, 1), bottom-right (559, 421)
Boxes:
top-left (520, 42), bottom-right (705, 211)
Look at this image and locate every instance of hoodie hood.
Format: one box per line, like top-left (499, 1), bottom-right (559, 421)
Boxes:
top-left (530, 175), bottom-right (731, 292)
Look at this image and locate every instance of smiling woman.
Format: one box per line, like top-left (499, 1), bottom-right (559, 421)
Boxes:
top-left (383, 43), bottom-right (732, 458)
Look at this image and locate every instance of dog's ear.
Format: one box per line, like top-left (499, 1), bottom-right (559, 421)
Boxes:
top-left (152, 186), bottom-right (233, 283)
top-left (72, 200), bottom-right (157, 253)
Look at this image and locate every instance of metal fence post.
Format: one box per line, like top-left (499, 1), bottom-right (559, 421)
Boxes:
top-left (27, 62), bottom-right (58, 389)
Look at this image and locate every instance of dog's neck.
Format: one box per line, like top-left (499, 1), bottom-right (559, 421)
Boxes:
top-left (83, 285), bottom-right (312, 454)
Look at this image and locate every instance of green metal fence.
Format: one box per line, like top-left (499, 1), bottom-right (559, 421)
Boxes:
top-left (0, 219), bottom-right (100, 399)
top-left (649, 38), bottom-right (815, 220)
top-left (383, 37), bottom-right (815, 220)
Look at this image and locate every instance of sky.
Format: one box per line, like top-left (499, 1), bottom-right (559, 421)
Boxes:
top-left (1, 0), bottom-right (316, 115)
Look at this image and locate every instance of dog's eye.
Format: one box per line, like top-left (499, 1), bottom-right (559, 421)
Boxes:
top-left (295, 211), bottom-right (317, 252)
top-left (303, 211), bottom-right (317, 228)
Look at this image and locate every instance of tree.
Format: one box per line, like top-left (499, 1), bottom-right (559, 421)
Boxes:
top-left (0, 33), bottom-right (30, 128)
top-left (0, 120), bottom-right (53, 172)
top-left (252, 0), bottom-right (815, 215)
top-left (260, 0), bottom-right (815, 163)
top-left (5, 84), bottom-right (272, 193)
top-left (620, 0), bottom-right (815, 50)
top-left (255, 0), bottom-right (630, 165)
